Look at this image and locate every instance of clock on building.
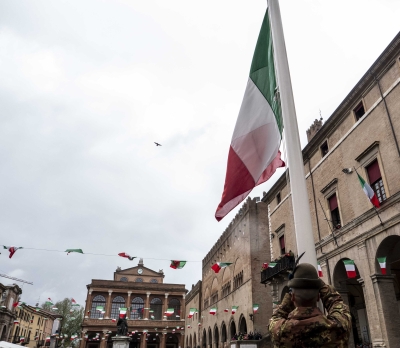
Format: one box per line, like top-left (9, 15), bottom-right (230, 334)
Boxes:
top-left (137, 268), bottom-right (143, 274)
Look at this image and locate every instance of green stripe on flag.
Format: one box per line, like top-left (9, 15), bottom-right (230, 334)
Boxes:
top-left (249, 10), bottom-right (282, 135)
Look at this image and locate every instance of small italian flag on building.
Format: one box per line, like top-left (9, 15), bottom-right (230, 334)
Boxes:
top-left (343, 260), bottom-right (357, 278)
top-left (231, 306), bottom-right (238, 314)
top-left (223, 308), bottom-right (229, 312)
top-left (112, 319), bottom-right (116, 322)
top-left (357, 173), bottom-right (380, 208)
top-left (188, 308), bottom-right (196, 318)
top-left (170, 261), bottom-right (187, 269)
top-left (13, 320), bottom-right (19, 325)
top-left (211, 262), bottom-right (232, 273)
top-left (164, 308), bottom-right (174, 316)
top-left (253, 304), bottom-right (259, 313)
top-left (96, 306), bottom-right (104, 312)
top-left (119, 308), bottom-right (127, 318)
top-left (317, 263), bottom-right (323, 277)
top-left (377, 257), bottom-right (387, 275)
top-left (209, 307), bottom-right (217, 315)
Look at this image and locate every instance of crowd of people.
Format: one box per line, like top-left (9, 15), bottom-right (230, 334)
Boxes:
top-left (231, 331), bottom-right (262, 341)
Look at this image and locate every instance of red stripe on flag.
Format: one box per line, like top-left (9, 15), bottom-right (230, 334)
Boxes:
top-left (347, 270), bottom-right (357, 278)
top-left (215, 148), bottom-right (284, 221)
top-left (371, 194), bottom-right (380, 208)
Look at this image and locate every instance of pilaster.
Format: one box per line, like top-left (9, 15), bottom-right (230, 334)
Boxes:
top-left (181, 294), bottom-right (186, 322)
top-left (106, 290), bottom-right (113, 319)
top-left (85, 289), bottom-right (93, 319)
top-left (337, 284), bottom-right (355, 348)
top-left (371, 274), bottom-right (400, 348)
top-left (163, 294), bottom-right (169, 321)
top-left (127, 292), bottom-right (132, 319)
top-left (144, 292), bottom-right (151, 320)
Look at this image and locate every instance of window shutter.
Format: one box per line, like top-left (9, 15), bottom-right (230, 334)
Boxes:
top-left (367, 160), bottom-right (382, 184)
top-left (329, 194), bottom-right (338, 211)
top-left (279, 235), bottom-right (285, 250)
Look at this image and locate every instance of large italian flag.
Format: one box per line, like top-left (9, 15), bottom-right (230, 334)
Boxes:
top-left (343, 260), bottom-right (357, 278)
top-left (215, 9), bottom-right (284, 221)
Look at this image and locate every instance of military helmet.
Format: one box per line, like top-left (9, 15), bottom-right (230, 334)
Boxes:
top-left (288, 263), bottom-right (324, 289)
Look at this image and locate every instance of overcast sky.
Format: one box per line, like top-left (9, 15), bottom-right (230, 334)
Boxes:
top-left (1, 0), bottom-right (399, 306)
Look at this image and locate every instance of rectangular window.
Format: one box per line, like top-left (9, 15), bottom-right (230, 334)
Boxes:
top-left (329, 194), bottom-right (341, 229)
top-left (367, 160), bottom-right (386, 203)
top-left (354, 102), bottom-right (365, 121)
top-left (320, 141), bottom-right (329, 157)
top-left (279, 235), bottom-right (285, 255)
top-left (276, 192), bottom-right (281, 204)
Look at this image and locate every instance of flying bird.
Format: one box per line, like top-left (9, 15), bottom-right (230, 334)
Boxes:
top-left (154, 142), bottom-right (162, 146)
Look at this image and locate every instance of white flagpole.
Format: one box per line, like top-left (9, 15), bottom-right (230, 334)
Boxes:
top-left (267, 0), bottom-right (318, 266)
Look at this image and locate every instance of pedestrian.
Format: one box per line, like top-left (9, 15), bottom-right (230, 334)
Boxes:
top-left (269, 263), bottom-right (351, 347)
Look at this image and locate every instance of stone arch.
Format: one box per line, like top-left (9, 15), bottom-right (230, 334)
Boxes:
top-left (229, 319), bottom-right (236, 339)
top-left (220, 322), bottom-right (227, 343)
top-left (202, 329), bottom-right (207, 348)
top-left (211, 277), bottom-right (218, 293)
top-left (333, 257), bottom-right (366, 346)
top-left (190, 334), bottom-right (193, 348)
top-left (232, 257), bottom-right (243, 278)
top-left (222, 266), bottom-right (232, 284)
top-left (281, 286), bottom-right (290, 301)
top-left (213, 324), bottom-right (219, 348)
top-left (207, 327), bottom-right (212, 347)
top-left (238, 314), bottom-right (247, 334)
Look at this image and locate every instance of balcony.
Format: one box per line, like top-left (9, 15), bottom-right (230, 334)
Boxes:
top-left (83, 317), bottom-right (184, 329)
top-left (260, 255), bottom-right (295, 284)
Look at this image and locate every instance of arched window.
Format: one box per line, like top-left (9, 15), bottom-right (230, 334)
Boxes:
top-left (150, 298), bottom-right (163, 320)
top-left (150, 279), bottom-right (158, 283)
top-left (221, 322), bottom-right (227, 343)
top-left (111, 296), bottom-right (126, 319)
top-left (193, 332), bottom-right (197, 348)
top-left (167, 298), bottom-right (181, 320)
top-left (135, 278), bottom-right (143, 283)
top-left (207, 328), bottom-right (212, 347)
top-left (131, 297), bottom-right (144, 319)
top-left (202, 329), bottom-right (206, 348)
top-left (239, 316), bottom-right (247, 334)
top-left (120, 277), bottom-right (128, 282)
top-left (90, 295), bottom-right (106, 319)
top-left (229, 321), bottom-right (236, 339)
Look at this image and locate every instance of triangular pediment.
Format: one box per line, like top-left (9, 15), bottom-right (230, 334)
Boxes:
top-left (116, 265), bottom-right (162, 277)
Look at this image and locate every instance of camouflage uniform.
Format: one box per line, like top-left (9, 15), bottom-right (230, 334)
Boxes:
top-left (269, 283), bottom-right (351, 348)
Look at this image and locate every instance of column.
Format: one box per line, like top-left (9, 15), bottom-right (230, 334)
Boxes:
top-left (160, 333), bottom-right (166, 348)
top-left (144, 292), bottom-right (151, 320)
top-left (337, 282), bottom-right (355, 348)
top-left (80, 330), bottom-right (87, 348)
top-left (140, 332), bottom-right (147, 348)
top-left (105, 290), bottom-right (113, 319)
top-left (371, 274), bottom-right (400, 348)
top-left (163, 294), bottom-right (169, 321)
top-left (100, 330), bottom-right (107, 348)
top-left (127, 291), bottom-right (132, 319)
top-left (356, 242), bottom-right (385, 347)
top-left (179, 333), bottom-right (184, 348)
top-left (85, 289), bottom-right (93, 318)
top-left (181, 295), bottom-right (186, 322)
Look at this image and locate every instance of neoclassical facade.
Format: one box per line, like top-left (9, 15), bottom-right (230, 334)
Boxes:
top-left (186, 198), bottom-right (273, 348)
top-left (261, 32), bottom-right (400, 348)
top-left (0, 283), bottom-right (22, 342)
top-left (81, 259), bottom-right (187, 348)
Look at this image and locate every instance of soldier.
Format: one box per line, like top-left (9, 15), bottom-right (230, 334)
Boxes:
top-left (269, 263), bottom-right (351, 347)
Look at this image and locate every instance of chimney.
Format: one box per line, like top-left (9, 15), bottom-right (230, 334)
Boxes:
top-left (306, 117), bottom-right (323, 142)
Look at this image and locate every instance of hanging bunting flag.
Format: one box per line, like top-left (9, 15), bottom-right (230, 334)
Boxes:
top-left (96, 306), bottom-right (104, 312)
top-left (45, 337), bottom-right (51, 343)
top-left (19, 337), bottom-right (25, 343)
top-left (343, 260), bottom-right (357, 278)
top-left (65, 249), bottom-right (84, 255)
top-left (357, 173), bottom-right (380, 208)
top-left (224, 308), bottom-right (229, 313)
top-left (14, 320), bottom-right (19, 324)
top-left (377, 257), bottom-right (387, 275)
top-left (119, 308), bottom-right (127, 318)
top-left (151, 315), bottom-right (155, 320)
top-left (211, 262), bottom-right (232, 273)
top-left (317, 263), bottom-right (323, 277)
top-left (253, 304), bottom-right (259, 313)
top-left (231, 306), bottom-right (238, 314)
top-left (198, 323), bottom-right (201, 326)
top-left (170, 260), bottom-right (187, 269)
top-left (46, 298), bottom-right (53, 305)
top-left (51, 307), bottom-right (58, 311)
top-left (261, 263), bottom-right (269, 270)
top-left (209, 307), bottom-right (217, 315)
top-left (35, 307), bottom-right (40, 312)
top-left (13, 300), bottom-right (20, 308)
top-left (268, 263), bottom-right (277, 268)
top-left (164, 308), bottom-right (174, 316)
top-left (3, 246), bottom-right (23, 259)
top-left (112, 319), bottom-right (116, 323)
top-left (71, 298), bottom-right (80, 306)
top-left (188, 308), bottom-right (197, 318)
top-left (118, 252), bottom-right (136, 261)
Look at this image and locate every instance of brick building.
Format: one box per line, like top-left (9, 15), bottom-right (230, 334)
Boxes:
top-left (261, 32), bottom-right (400, 348)
top-left (81, 259), bottom-right (187, 348)
top-left (185, 198), bottom-right (272, 348)
top-left (0, 283), bottom-right (22, 342)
